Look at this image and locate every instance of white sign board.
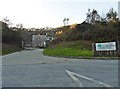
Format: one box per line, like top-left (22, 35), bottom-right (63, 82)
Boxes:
top-left (95, 42), bottom-right (116, 51)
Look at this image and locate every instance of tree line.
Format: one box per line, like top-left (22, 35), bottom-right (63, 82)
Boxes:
top-left (55, 8), bottom-right (120, 43)
top-left (1, 18), bottom-right (56, 48)
top-left (2, 21), bottom-right (22, 47)
top-left (2, 8), bottom-right (120, 46)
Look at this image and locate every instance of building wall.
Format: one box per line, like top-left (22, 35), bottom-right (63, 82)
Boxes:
top-left (32, 34), bottom-right (50, 48)
top-left (32, 34), bottom-right (54, 48)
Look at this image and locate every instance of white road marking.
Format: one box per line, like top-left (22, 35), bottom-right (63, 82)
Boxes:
top-left (66, 70), bottom-right (83, 87)
top-left (66, 70), bottom-right (114, 87)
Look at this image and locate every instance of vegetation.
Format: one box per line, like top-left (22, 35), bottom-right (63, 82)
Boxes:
top-left (63, 18), bottom-right (69, 26)
top-left (44, 8), bottom-right (120, 57)
top-left (1, 8), bottom-right (120, 57)
top-left (2, 23), bottom-right (22, 44)
top-left (44, 41), bottom-right (93, 57)
top-left (2, 43), bottom-right (21, 55)
top-left (1, 21), bottom-right (22, 55)
top-left (63, 22), bottom-right (120, 42)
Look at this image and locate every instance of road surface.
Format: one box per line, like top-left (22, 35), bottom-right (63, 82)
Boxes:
top-left (2, 49), bottom-right (118, 87)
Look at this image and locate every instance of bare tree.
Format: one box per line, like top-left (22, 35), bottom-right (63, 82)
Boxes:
top-left (66, 18), bottom-right (69, 25)
top-left (63, 18), bottom-right (69, 26)
top-left (2, 17), bottom-right (13, 27)
top-left (16, 23), bottom-right (23, 30)
top-left (63, 18), bottom-right (66, 26)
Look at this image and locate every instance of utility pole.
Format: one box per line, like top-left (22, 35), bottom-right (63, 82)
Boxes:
top-left (118, 1), bottom-right (120, 20)
top-left (117, 1), bottom-right (120, 56)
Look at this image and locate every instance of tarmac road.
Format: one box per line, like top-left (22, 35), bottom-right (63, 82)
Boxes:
top-left (2, 49), bottom-right (118, 87)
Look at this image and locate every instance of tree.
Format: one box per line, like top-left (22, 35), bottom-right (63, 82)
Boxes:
top-left (2, 17), bottom-right (9, 24)
top-left (91, 9), bottom-right (97, 22)
top-left (63, 18), bottom-right (69, 26)
top-left (2, 21), bottom-right (22, 44)
top-left (66, 18), bottom-right (69, 25)
top-left (86, 9), bottom-right (91, 23)
top-left (63, 18), bottom-right (66, 26)
top-left (91, 9), bottom-right (100, 23)
top-left (16, 23), bottom-right (23, 30)
top-left (100, 12), bottom-right (107, 24)
top-left (106, 8), bottom-right (117, 22)
top-left (2, 17), bottom-right (13, 27)
top-left (85, 9), bottom-right (100, 24)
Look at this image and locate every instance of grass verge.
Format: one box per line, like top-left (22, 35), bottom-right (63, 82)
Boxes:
top-left (43, 40), bottom-right (93, 57)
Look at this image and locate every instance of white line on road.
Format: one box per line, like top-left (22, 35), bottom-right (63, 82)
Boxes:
top-left (66, 70), bottom-right (83, 87)
top-left (65, 70), bottom-right (114, 87)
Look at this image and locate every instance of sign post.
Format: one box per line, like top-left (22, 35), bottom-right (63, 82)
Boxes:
top-left (22, 41), bottom-right (24, 49)
top-left (93, 42), bottom-right (117, 56)
top-left (95, 42), bottom-right (116, 51)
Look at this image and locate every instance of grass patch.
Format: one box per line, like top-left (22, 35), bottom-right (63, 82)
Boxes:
top-left (44, 48), bottom-right (93, 57)
top-left (43, 40), bottom-right (93, 57)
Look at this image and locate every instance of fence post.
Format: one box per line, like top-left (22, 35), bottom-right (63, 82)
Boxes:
top-left (22, 41), bottom-right (24, 49)
top-left (92, 43), bottom-right (96, 56)
top-left (117, 41), bottom-right (120, 57)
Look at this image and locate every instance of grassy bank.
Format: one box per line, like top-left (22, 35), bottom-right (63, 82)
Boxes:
top-left (2, 43), bottom-right (22, 55)
top-left (43, 40), bottom-right (93, 57)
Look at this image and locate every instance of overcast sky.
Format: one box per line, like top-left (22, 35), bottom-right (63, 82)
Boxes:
top-left (0, 0), bottom-right (120, 28)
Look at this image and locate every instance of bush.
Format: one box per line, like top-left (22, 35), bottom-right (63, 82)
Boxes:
top-left (56, 22), bottom-right (119, 42)
top-left (2, 22), bottom-right (22, 46)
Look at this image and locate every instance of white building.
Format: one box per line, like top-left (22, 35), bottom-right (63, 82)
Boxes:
top-left (118, 1), bottom-right (120, 20)
top-left (32, 34), bottom-right (54, 48)
top-left (32, 34), bottom-right (47, 48)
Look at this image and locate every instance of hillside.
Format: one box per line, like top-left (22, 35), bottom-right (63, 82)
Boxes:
top-left (55, 22), bottom-right (120, 42)
top-left (44, 21), bottom-right (120, 57)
